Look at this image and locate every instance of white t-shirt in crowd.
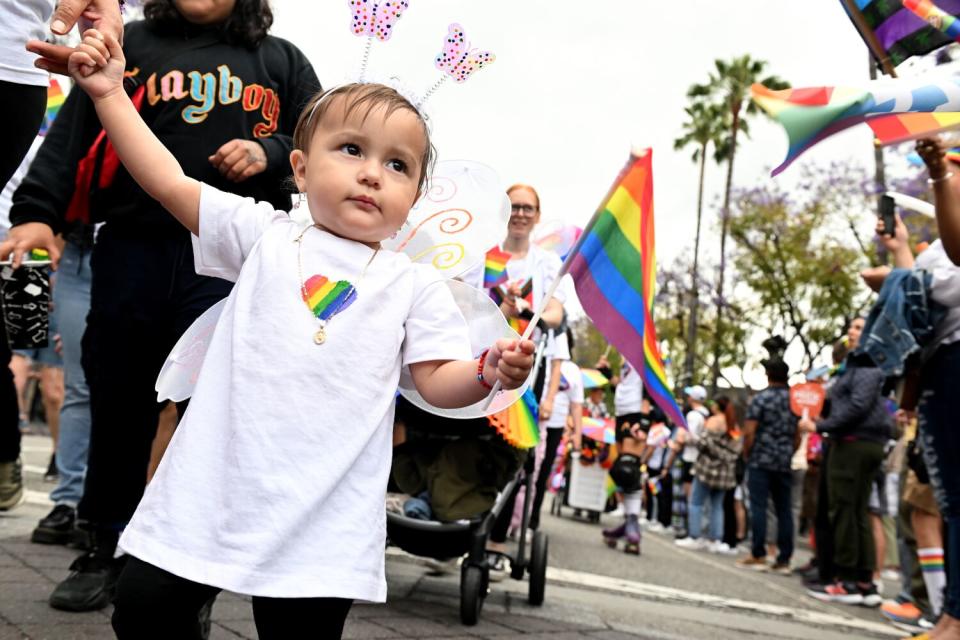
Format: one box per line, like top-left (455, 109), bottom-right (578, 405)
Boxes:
top-left (916, 240), bottom-right (960, 355)
top-left (614, 360), bottom-right (643, 416)
top-left (0, 1), bottom-right (54, 86)
top-left (681, 406), bottom-right (709, 463)
top-left (544, 359), bottom-right (584, 429)
top-left (118, 185), bottom-right (471, 601)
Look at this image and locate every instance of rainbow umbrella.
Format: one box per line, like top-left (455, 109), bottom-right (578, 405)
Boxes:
top-left (582, 417), bottom-right (616, 444)
top-left (580, 368), bottom-right (609, 389)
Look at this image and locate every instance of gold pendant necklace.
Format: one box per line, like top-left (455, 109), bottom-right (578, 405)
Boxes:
top-left (295, 224), bottom-right (379, 345)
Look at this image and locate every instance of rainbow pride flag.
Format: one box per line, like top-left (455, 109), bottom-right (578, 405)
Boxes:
top-left (483, 246), bottom-right (511, 288)
top-left (488, 386), bottom-right (539, 449)
top-left (580, 368), bottom-right (609, 389)
top-left (840, 0), bottom-right (960, 70)
top-left (752, 75), bottom-right (960, 175)
top-left (904, 0), bottom-right (960, 40)
top-left (564, 149), bottom-right (685, 428)
top-left (39, 78), bottom-right (65, 136)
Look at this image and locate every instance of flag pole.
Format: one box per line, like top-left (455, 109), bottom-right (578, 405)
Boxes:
top-left (840, 0), bottom-right (898, 77)
top-left (481, 149), bottom-right (646, 410)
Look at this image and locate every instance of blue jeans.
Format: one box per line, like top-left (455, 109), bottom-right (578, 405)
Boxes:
top-left (747, 467), bottom-right (793, 563)
top-left (918, 341), bottom-right (960, 618)
top-left (689, 477), bottom-right (725, 541)
top-left (49, 241), bottom-right (92, 507)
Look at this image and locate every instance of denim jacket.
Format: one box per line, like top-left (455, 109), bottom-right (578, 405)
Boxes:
top-left (855, 268), bottom-right (945, 376)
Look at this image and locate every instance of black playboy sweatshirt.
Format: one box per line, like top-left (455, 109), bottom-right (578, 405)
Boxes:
top-left (11, 19), bottom-right (320, 235)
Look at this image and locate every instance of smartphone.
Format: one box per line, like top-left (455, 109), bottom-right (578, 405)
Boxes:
top-left (880, 194), bottom-right (896, 237)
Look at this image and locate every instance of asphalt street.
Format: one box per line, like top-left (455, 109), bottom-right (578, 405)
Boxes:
top-left (1, 433), bottom-right (909, 639)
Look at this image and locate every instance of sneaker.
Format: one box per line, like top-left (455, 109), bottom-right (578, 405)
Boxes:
top-left (31, 504), bottom-right (77, 545)
top-left (43, 453), bottom-right (58, 482)
top-left (647, 521), bottom-right (666, 534)
top-left (881, 568), bottom-right (901, 582)
top-left (487, 554), bottom-right (509, 583)
top-left (675, 537), bottom-right (707, 551)
top-left (770, 561), bottom-right (793, 576)
top-left (0, 458), bottom-right (24, 511)
top-left (880, 597), bottom-right (922, 628)
top-left (858, 582), bottom-right (883, 608)
top-left (892, 614), bottom-right (936, 634)
top-left (736, 556), bottom-right (769, 571)
top-left (49, 551), bottom-right (126, 612)
top-left (807, 581), bottom-right (863, 605)
top-left (709, 541), bottom-right (737, 555)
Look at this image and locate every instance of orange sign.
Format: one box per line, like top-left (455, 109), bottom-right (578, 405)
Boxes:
top-left (790, 382), bottom-right (825, 420)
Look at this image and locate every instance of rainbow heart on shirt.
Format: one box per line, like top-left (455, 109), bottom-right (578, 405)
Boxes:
top-left (302, 275), bottom-right (357, 320)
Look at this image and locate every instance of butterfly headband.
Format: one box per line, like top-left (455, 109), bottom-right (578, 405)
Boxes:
top-left (346, 1), bottom-right (496, 109)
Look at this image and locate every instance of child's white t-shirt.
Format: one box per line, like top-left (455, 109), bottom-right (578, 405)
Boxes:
top-left (544, 359), bottom-right (584, 429)
top-left (118, 184), bottom-right (471, 601)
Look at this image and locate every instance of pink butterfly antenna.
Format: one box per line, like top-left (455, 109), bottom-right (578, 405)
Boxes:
top-left (348, 0), bottom-right (410, 81)
top-left (418, 23), bottom-right (495, 109)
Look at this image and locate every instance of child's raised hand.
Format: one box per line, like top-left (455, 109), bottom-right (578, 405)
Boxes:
top-left (482, 338), bottom-right (536, 390)
top-left (68, 29), bottom-right (125, 101)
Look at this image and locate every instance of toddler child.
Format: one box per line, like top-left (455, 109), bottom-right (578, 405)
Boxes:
top-left (66, 29), bottom-right (534, 639)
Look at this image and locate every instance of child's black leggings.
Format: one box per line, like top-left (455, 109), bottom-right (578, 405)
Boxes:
top-left (113, 556), bottom-right (353, 640)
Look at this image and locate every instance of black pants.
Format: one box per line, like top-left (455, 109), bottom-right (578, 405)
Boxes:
top-left (0, 80), bottom-right (46, 463)
top-left (529, 427), bottom-right (564, 530)
top-left (77, 226), bottom-right (231, 528)
top-left (113, 556), bottom-right (352, 640)
top-left (0, 80), bottom-right (46, 189)
top-left (815, 443), bottom-right (836, 584)
top-left (645, 467), bottom-right (672, 527)
top-left (747, 467), bottom-right (793, 563)
top-left (827, 439), bottom-right (885, 583)
top-left (722, 488), bottom-right (738, 547)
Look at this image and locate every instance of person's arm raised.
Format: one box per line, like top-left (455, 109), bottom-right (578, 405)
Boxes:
top-left (70, 30), bottom-right (199, 235)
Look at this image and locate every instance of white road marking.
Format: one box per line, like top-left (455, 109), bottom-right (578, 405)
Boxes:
top-left (544, 566), bottom-right (901, 637)
top-left (386, 546), bottom-right (900, 637)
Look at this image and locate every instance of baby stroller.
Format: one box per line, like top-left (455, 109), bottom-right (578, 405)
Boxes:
top-left (387, 330), bottom-right (552, 625)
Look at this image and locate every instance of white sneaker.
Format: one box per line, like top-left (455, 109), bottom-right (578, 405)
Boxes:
top-left (647, 522), bottom-right (666, 534)
top-left (675, 537), bottom-right (707, 551)
top-left (709, 541), bottom-right (736, 555)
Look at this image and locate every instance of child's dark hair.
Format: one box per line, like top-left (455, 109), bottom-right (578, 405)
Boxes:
top-left (144, 0), bottom-right (273, 48)
top-left (293, 84), bottom-right (435, 196)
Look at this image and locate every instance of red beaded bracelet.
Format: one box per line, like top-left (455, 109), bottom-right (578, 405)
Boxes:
top-left (476, 348), bottom-right (493, 390)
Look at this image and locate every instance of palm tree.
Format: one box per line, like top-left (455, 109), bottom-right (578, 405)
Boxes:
top-left (673, 101), bottom-right (724, 388)
top-left (688, 55), bottom-right (788, 393)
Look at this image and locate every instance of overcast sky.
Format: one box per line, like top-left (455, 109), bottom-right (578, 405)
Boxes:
top-left (271, 0), bottom-right (886, 269)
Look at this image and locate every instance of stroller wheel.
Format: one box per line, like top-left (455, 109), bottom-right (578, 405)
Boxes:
top-left (528, 530), bottom-right (548, 606)
top-left (460, 564), bottom-right (486, 625)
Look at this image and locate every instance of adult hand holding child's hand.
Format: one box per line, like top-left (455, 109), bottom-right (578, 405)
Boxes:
top-left (68, 30), bottom-right (125, 98)
top-left (28, 0), bottom-right (125, 76)
top-left (483, 338), bottom-right (536, 390)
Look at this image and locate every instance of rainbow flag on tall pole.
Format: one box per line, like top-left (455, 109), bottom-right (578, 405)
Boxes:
top-left (839, 0), bottom-right (960, 74)
top-left (566, 149), bottom-right (685, 428)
